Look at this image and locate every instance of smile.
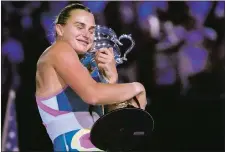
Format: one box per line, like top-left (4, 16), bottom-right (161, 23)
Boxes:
top-left (77, 39), bottom-right (89, 46)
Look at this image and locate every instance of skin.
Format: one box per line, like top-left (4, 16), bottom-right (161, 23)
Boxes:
top-left (36, 9), bottom-right (146, 109)
top-left (95, 47), bottom-right (118, 84)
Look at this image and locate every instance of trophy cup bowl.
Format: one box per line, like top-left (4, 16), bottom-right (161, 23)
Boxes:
top-left (86, 25), bottom-right (154, 151)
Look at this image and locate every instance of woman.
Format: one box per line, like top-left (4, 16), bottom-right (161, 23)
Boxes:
top-left (35, 3), bottom-right (147, 151)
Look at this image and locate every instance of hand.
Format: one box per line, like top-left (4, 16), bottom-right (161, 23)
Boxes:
top-left (95, 47), bottom-right (118, 84)
top-left (128, 83), bottom-right (147, 110)
top-left (127, 95), bottom-right (147, 110)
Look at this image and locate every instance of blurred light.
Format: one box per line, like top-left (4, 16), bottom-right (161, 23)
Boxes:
top-left (173, 26), bottom-right (187, 40)
top-left (164, 21), bottom-right (180, 44)
top-left (137, 2), bottom-right (168, 31)
top-left (41, 14), bottom-right (55, 44)
top-left (215, 1), bottom-right (224, 18)
top-left (120, 3), bottom-right (134, 24)
top-left (137, 1), bottom-right (168, 21)
top-left (187, 1), bottom-right (212, 15)
top-left (181, 46), bottom-right (208, 74)
top-left (82, 1), bottom-right (107, 14)
top-left (40, 1), bottom-right (68, 44)
top-left (49, 1), bottom-right (69, 15)
top-left (204, 28), bottom-right (217, 41)
top-left (2, 38), bottom-right (24, 63)
top-left (185, 30), bottom-right (204, 45)
top-left (137, 2), bottom-right (155, 31)
top-left (155, 54), bottom-right (176, 85)
top-left (21, 15), bottom-right (32, 30)
top-left (137, 2), bottom-right (154, 21)
top-left (2, 90), bottom-right (19, 152)
top-left (148, 15), bottom-right (160, 38)
top-left (187, 1), bottom-right (212, 23)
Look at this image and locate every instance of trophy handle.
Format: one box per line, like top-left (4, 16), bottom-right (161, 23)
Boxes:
top-left (117, 34), bottom-right (135, 63)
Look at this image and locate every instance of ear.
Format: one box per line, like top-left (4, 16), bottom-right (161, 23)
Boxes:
top-left (55, 24), bottom-right (64, 36)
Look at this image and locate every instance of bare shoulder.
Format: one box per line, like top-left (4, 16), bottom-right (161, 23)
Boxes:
top-left (37, 41), bottom-right (72, 66)
top-left (51, 40), bottom-right (80, 61)
top-left (37, 46), bottom-right (52, 67)
top-left (50, 41), bottom-right (82, 69)
top-left (36, 42), bottom-right (68, 97)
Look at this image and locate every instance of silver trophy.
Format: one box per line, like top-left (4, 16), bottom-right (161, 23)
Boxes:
top-left (87, 25), bottom-right (135, 87)
top-left (90, 25), bottom-right (135, 64)
top-left (90, 25), bottom-right (136, 110)
top-left (89, 25), bottom-right (154, 151)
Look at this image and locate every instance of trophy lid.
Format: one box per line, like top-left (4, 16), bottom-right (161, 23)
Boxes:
top-left (90, 108), bottom-right (154, 151)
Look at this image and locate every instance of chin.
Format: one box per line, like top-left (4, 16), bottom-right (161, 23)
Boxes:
top-left (76, 48), bottom-right (90, 54)
top-left (76, 50), bottom-right (87, 55)
top-left (73, 43), bottom-right (92, 54)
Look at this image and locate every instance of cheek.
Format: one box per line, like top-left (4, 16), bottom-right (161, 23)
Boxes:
top-left (89, 35), bottom-right (94, 43)
top-left (64, 27), bottom-right (79, 38)
top-left (89, 38), bottom-right (94, 46)
top-left (86, 42), bottom-right (93, 51)
top-left (69, 30), bottom-right (79, 38)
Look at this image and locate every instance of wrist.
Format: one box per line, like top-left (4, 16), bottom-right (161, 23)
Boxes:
top-left (106, 72), bottom-right (118, 84)
top-left (132, 82), bottom-right (145, 94)
top-left (108, 76), bottom-right (118, 84)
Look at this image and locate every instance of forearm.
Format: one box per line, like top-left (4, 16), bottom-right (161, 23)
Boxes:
top-left (102, 69), bottom-right (118, 84)
top-left (92, 82), bottom-right (144, 105)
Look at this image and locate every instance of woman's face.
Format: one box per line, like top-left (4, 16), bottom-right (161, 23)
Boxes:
top-left (57, 9), bottom-right (96, 54)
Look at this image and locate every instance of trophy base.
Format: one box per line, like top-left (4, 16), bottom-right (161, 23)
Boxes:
top-left (90, 107), bottom-right (154, 151)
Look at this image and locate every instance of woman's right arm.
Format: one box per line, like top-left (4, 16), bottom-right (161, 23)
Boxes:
top-left (52, 42), bottom-right (146, 106)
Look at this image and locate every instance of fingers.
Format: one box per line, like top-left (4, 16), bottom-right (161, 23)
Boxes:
top-left (97, 63), bottom-right (106, 69)
top-left (95, 53), bottom-right (111, 64)
top-left (129, 97), bottom-right (146, 110)
top-left (97, 52), bottom-right (109, 59)
top-left (108, 47), bottom-right (114, 56)
top-left (96, 57), bottom-right (108, 63)
top-left (127, 98), bottom-right (139, 109)
top-left (95, 47), bottom-right (114, 64)
top-left (130, 101), bottom-right (139, 108)
top-left (95, 47), bottom-right (114, 57)
top-left (101, 47), bottom-right (113, 55)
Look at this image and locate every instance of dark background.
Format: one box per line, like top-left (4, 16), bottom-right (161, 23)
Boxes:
top-left (2, 1), bottom-right (224, 151)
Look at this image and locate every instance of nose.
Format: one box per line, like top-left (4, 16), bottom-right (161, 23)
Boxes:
top-left (82, 29), bottom-right (90, 40)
